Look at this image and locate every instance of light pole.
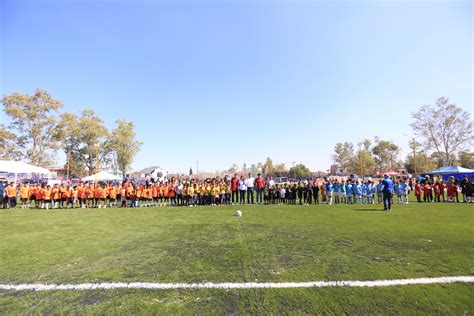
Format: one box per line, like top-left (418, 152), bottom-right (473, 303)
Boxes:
top-left (358, 142), bottom-right (364, 180)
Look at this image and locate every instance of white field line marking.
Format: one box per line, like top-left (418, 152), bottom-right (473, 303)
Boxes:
top-left (0, 276), bottom-right (473, 291)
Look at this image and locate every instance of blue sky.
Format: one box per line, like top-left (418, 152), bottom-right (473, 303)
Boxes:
top-left (1, 0), bottom-right (472, 173)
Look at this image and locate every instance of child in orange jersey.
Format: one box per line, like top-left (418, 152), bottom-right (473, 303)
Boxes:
top-left (36, 184), bottom-right (45, 209)
top-left (51, 184), bottom-right (60, 209)
top-left (126, 184), bottom-right (135, 207)
top-left (59, 184), bottom-right (67, 208)
top-left (43, 185), bottom-right (52, 209)
top-left (152, 184), bottom-right (158, 207)
top-left (72, 186), bottom-right (79, 208)
top-left (29, 183), bottom-right (38, 208)
top-left (108, 185), bottom-right (117, 208)
top-left (121, 185), bottom-right (127, 207)
top-left (147, 185), bottom-right (153, 207)
top-left (85, 184), bottom-right (94, 208)
top-left (20, 182), bottom-right (30, 209)
top-left (5, 182), bottom-right (17, 209)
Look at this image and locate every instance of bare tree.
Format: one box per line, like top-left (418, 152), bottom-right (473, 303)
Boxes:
top-left (411, 97), bottom-right (473, 165)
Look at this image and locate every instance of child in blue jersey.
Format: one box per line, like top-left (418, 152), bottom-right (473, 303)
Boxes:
top-left (361, 181), bottom-right (368, 204)
top-left (333, 181), bottom-right (340, 204)
top-left (340, 180), bottom-right (346, 204)
top-left (376, 181), bottom-right (383, 203)
top-left (400, 180), bottom-right (409, 204)
top-left (326, 181), bottom-right (334, 205)
top-left (366, 181), bottom-right (375, 204)
top-left (345, 181), bottom-right (353, 204)
top-left (354, 181), bottom-right (362, 204)
top-left (394, 181), bottom-right (404, 204)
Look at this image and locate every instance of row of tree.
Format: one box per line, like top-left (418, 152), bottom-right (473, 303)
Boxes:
top-left (218, 157), bottom-right (314, 178)
top-left (333, 97), bottom-right (473, 175)
top-left (1, 89), bottom-right (142, 177)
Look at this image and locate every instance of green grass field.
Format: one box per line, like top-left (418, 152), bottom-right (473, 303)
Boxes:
top-left (0, 202), bottom-right (473, 314)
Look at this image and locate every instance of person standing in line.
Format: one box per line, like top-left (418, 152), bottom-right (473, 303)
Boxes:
top-left (423, 181), bottom-right (432, 203)
top-left (438, 180), bottom-right (445, 202)
top-left (345, 181), bottom-right (353, 204)
top-left (245, 173), bottom-right (255, 204)
top-left (5, 182), bottom-right (17, 209)
top-left (0, 178), bottom-right (6, 209)
top-left (231, 173), bottom-right (239, 205)
top-left (297, 182), bottom-right (304, 205)
top-left (255, 173), bottom-right (264, 205)
top-left (312, 180), bottom-right (320, 204)
top-left (381, 174), bottom-right (394, 211)
top-left (267, 176), bottom-right (275, 188)
top-left (333, 180), bottom-right (340, 204)
top-left (339, 180), bottom-right (346, 204)
top-left (326, 180), bottom-right (334, 205)
top-left (320, 181), bottom-right (327, 203)
top-left (376, 180), bottom-right (383, 204)
top-left (306, 183), bottom-right (313, 205)
top-left (400, 179), bottom-right (410, 204)
top-left (460, 176), bottom-right (468, 202)
top-left (414, 180), bottom-right (422, 202)
top-left (238, 175), bottom-right (246, 205)
top-left (20, 182), bottom-right (30, 209)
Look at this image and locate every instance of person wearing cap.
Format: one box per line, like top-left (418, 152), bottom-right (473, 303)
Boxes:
top-left (381, 174), bottom-right (394, 211)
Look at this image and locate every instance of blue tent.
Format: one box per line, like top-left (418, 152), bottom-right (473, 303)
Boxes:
top-left (428, 166), bottom-right (474, 181)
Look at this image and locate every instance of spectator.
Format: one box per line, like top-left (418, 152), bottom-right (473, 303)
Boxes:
top-left (245, 173), bottom-right (255, 204)
top-left (255, 173), bottom-right (264, 205)
top-left (231, 173), bottom-right (239, 204)
top-left (238, 175), bottom-right (246, 204)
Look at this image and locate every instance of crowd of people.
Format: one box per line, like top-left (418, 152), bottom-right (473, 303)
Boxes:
top-left (0, 173), bottom-right (472, 210)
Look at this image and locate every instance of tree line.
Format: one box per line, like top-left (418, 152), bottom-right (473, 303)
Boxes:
top-left (218, 158), bottom-right (314, 178)
top-left (332, 97), bottom-right (473, 175)
top-left (1, 89), bottom-right (142, 177)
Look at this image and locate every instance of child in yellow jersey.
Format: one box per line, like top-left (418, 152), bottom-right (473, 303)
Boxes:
top-left (205, 184), bottom-right (211, 205)
top-left (211, 184), bottom-right (219, 205)
top-left (225, 184), bottom-right (232, 205)
top-left (219, 184), bottom-right (226, 205)
top-left (194, 183), bottom-right (204, 205)
top-left (188, 185), bottom-right (195, 206)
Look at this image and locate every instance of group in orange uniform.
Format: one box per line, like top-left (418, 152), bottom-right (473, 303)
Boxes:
top-left (3, 177), bottom-right (237, 209)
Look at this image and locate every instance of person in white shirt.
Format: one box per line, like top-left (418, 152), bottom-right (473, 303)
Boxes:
top-left (176, 182), bottom-right (183, 206)
top-left (267, 176), bottom-right (275, 188)
top-left (245, 173), bottom-right (255, 204)
top-left (238, 175), bottom-right (247, 204)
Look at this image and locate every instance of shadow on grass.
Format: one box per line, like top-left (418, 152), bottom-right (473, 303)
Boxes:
top-left (352, 208), bottom-right (384, 212)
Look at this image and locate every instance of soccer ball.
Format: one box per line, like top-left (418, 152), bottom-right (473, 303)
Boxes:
top-left (235, 210), bottom-right (242, 217)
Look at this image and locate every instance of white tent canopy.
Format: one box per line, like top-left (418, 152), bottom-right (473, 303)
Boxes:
top-left (82, 171), bottom-right (121, 182)
top-left (428, 166), bottom-right (474, 175)
top-left (0, 160), bottom-right (52, 174)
